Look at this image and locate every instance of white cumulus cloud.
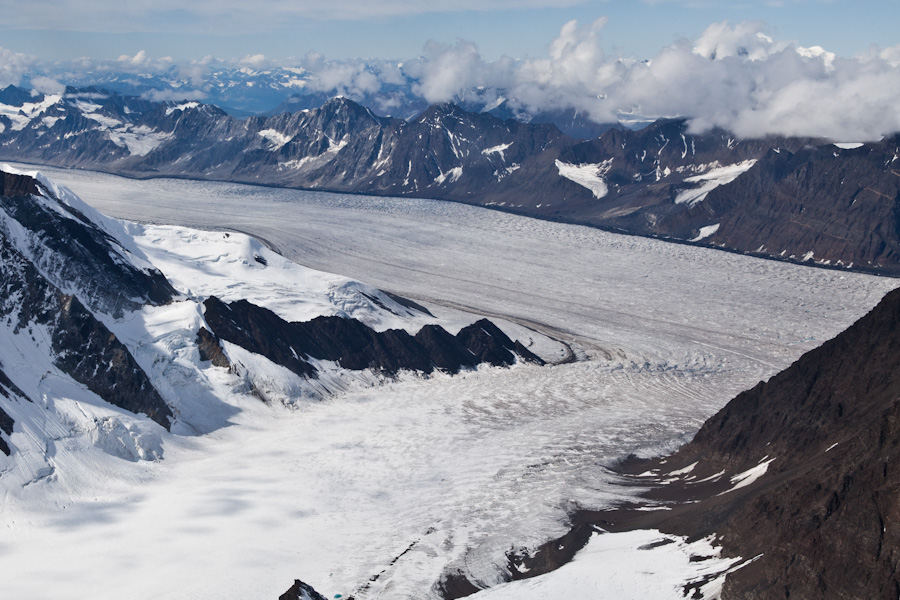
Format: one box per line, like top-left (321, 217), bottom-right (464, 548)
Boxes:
top-left (0, 47), bottom-right (36, 88)
top-left (29, 76), bottom-right (66, 95)
top-left (394, 19), bottom-right (900, 141)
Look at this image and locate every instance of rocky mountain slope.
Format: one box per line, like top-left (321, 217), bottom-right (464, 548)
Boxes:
top-left (2, 84), bottom-right (899, 275)
top-left (501, 284), bottom-right (900, 599)
top-left (0, 169), bottom-right (176, 438)
top-left (655, 284), bottom-right (900, 598)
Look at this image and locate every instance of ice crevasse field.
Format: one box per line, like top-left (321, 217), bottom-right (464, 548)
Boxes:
top-left (2, 164), bottom-right (896, 600)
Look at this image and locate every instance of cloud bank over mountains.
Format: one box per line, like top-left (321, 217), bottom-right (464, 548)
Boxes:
top-left (4, 19), bottom-right (900, 141)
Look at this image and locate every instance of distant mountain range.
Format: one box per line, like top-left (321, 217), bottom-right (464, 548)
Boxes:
top-left (21, 66), bottom-right (623, 138)
top-left (2, 84), bottom-right (899, 276)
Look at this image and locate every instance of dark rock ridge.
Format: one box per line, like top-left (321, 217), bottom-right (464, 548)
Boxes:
top-left (696, 138), bottom-right (900, 271)
top-left (0, 87), bottom-right (568, 204)
top-left (202, 296), bottom-right (542, 379)
top-left (0, 403), bottom-right (14, 456)
top-left (651, 284), bottom-right (900, 599)
top-left (52, 293), bottom-right (173, 428)
top-left (196, 326), bottom-right (231, 369)
top-left (0, 170), bottom-right (173, 432)
top-left (485, 286), bottom-right (900, 600)
top-left (0, 226), bottom-right (172, 430)
top-left (0, 363), bottom-right (27, 456)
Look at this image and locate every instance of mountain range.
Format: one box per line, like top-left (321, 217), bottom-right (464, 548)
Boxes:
top-left (2, 83), bottom-right (898, 276)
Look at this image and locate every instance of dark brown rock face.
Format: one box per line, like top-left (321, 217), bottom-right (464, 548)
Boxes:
top-left (570, 286), bottom-right (900, 600)
top-left (0, 170), bottom-right (40, 198)
top-left (202, 297), bottom-right (540, 379)
top-left (670, 285), bottom-right (900, 599)
top-left (196, 327), bottom-right (231, 369)
top-left (697, 138), bottom-right (900, 273)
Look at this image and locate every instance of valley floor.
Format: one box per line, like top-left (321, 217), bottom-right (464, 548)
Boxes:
top-left (3, 163), bottom-right (897, 599)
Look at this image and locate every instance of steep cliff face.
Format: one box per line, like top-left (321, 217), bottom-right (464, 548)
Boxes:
top-left (697, 138), bottom-right (900, 271)
top-left (0, 169), bottom-right (177, 316)
top-left (662, 286), bottom-right (900, 599)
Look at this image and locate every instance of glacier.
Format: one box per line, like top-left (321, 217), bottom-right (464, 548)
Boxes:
top-left (1, 163), bottom-right (897, 600)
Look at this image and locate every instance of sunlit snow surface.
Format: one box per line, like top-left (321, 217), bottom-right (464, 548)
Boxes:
top-left (3, 164), bottom-right (898, 600)
top-left (475, 530), bottom-right (750, 600)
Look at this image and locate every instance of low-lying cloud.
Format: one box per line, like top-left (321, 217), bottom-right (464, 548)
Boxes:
top-left (0, 47), bottom-right (36, 88)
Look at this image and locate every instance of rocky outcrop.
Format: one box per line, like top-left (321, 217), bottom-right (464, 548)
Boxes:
top-left (456, 319), bottom-right (542, 366)
top-left (52, 293), bottom-right (173, 429)
top-left (202, 296), bottom-right (542, 379)
top-left (0, 363), bottom-right (26, 456)
top-left (0, 404), bottom-right (13, 456)
top-left (196, 326), bottom-right (231, 369)
top-left (278, 579), bottom-right (328, 600)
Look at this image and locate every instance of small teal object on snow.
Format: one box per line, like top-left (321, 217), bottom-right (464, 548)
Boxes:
top-left (334, 596), bottom-right (342, 599)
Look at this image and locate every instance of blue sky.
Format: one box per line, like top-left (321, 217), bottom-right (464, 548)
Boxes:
top-left (0, 0), bottom-right (896, 62)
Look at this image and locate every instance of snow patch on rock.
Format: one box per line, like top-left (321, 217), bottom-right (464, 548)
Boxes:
top-left (675, 160), bottom-right (757, 207)
top-left (555, 159), bottom-right (613, 199)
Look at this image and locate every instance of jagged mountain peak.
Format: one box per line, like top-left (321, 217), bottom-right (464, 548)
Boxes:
top-left (411, 101), bottom-right (507, 129)
top-left (2, 85), bottom-right (898, 275)
top-left (314, 95), bottom-right (388, 125)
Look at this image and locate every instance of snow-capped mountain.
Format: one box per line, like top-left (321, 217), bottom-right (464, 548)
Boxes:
top-left (0, 164), bottom-right (540, 487)
top-left (0, 86), bottom-right (567, 196)
top-left (2, 84), bottom-right (899, 276)
top-left (22, 66), bottom-right (609, 137)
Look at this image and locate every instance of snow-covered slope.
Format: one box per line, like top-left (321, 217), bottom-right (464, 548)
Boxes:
top-left (0, 165), bottom-right (543, 492)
